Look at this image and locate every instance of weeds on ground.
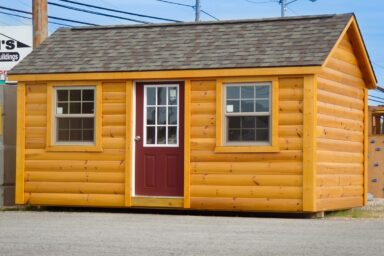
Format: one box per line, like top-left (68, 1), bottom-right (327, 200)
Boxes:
top-left (0, 205), bottom-right (44, 212)
top-left (326, 208), bottom-right (382, 218)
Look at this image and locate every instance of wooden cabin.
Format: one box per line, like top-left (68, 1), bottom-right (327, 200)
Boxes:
top-left (8, 13), bottom-right (377, 213)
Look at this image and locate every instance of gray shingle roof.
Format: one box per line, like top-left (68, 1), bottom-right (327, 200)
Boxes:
top-left (9, 13), bottom-right (353, 75)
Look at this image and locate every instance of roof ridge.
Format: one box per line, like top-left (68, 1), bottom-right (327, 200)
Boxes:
top-left (71, 13), bottom-right (353, 31)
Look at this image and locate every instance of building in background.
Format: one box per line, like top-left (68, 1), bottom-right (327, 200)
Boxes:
top-left (0, 25), bottom-right (32, 206)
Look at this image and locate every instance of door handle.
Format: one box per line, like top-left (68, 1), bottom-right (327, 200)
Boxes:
top-left (135, 136), bottom-right (141, 141)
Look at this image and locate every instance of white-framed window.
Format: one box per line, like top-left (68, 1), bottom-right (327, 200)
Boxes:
top-left (53, 86), bottom-right (96, 145)
top-left (223, 82), bottom-right (271, 145)
top-left (143, 84), bottom-right (179, 147)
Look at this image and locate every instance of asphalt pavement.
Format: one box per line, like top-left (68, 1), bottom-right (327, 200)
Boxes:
top-left (0, 211), bottom-right (383, 256)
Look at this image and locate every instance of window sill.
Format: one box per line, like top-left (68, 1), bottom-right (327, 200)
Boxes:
top-left (45, 145), bottom-right (103, 152)
top-left (214, 145), bottom-right (279, 153)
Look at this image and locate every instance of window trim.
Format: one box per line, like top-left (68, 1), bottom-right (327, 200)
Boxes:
top-left (46, 81), bottom-right (103, 152)
top-left (215, 77), bottom-right (279, 153)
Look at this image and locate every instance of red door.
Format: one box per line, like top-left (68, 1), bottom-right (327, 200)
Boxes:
top-left (135, 82), bottom-right (184, 196)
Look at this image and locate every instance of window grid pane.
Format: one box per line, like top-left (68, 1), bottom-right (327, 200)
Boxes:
top-left (55, 87), bottom-right (96, 143)
top-left (225, 84), bottom-right (270, 115)
top-left (145, 86), bottom-right (178, 146)
top-left (224, 83), bottom-right (271, 144)
top-left (57, 117), bottom-right (95, 142)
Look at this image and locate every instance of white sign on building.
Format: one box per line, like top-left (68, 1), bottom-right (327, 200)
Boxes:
top-left (0, 26), bottom-right (32, 84)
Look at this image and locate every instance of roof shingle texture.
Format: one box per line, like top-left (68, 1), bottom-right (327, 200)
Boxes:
top-left (9, 13), bottom-right (352, 74)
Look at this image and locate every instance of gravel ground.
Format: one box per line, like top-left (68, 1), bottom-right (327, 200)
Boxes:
top-left (0, 210), bottom-right (384, 256)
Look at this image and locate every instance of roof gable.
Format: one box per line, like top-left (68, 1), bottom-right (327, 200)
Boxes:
top-left (323, 15), bottom-right (376, 88)
top-left (10, 13), bottom-right (353, 75)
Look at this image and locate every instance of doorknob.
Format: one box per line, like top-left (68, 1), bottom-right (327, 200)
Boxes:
top-left (135, 136), bottom-right (141, 141)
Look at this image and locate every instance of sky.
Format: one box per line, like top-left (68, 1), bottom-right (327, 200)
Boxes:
top-left (1, 0), bottom-right (384, 104)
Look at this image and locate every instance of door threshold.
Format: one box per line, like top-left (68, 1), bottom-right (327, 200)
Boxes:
top-left (131, 196), bottom-right (184, 208)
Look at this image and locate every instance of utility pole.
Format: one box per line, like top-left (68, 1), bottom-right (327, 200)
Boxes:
top-left (32, 0), bottom-right (48, 48)
top-left (195, 0), bottom-right (201, 22)
top-left (280, 0), bottom-right (286, 17)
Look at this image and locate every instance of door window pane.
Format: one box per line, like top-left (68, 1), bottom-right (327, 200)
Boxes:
top-left (157, 107), bottom-right (166, 125)
top-left (147, 87), bottom-right (156, 105)
top-left (157, 127), bottom-right (166, 144)
top-left (168, 87), bottom-right (178, 105)
top-left (168, 127), bottom-right (177, 144)
top-left (146, 127), bottom-right (155, 144)
top-left (147, 107), bottom-right (156, 125)
top-left (168, 107), bottom-right (177, 125)
top-left (157, 87), bottom-right (166, 105)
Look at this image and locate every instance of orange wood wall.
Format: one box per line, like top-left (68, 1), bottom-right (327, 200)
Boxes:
top-left (23, 82), bottom-right (126, 206)
top-left (189, 78), bottom-right (304, 212)
top-left (316, 32), bottom-right (366, 211)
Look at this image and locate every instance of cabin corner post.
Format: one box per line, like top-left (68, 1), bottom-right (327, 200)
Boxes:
top-left (303, 75), bottom-right (317, 212)
top-left (15, 83), bottom-right (26, 204)
top-left (184, 79), bottom-right (191, 208)
top-left (363, 88), bottom-right (368, 205)
top-left (125, 80), bottom-right (133, 207)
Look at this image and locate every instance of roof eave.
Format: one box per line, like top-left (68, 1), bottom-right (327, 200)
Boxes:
top-left (8, 66), bottom-right (323, 82)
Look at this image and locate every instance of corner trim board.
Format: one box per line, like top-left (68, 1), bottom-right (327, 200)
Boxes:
top-left (184, 79), bottom-right (191, 208)
top-left (125, 80), bottom-right (133, 206)
top-left (16, 83), bottom-right (26, 204)
top-left (303, 75), bottom-right (317, 212)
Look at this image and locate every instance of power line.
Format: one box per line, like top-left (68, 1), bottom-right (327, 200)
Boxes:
top-left (369, 95), bottom-right (384, 101)
top-left (0, 10), bottom-right (28, 25)
top-left (369, 98), bottom-right (384, 104)
top-left (0, 10), bottom-right (72, 27)
top-left (157, 0), bottom-right (193, 8)
top-left (245, 0), bottom-right (279, 4)
top-left (58, 0), bottom-right (181, 23)
top-left (201, 10), bottom-right (219, 21)
top-left (0, 5), bottom-right (98, 26)
top-left (287, 6), bottom-right (299, 15)
top-left (157, 0), bottom-right (219, 21)
top-left (49, 1), bottom-right (151, 24)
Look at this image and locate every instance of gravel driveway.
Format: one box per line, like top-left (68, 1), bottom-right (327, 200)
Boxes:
top-left (0, 211), bottom-right (383, 256)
